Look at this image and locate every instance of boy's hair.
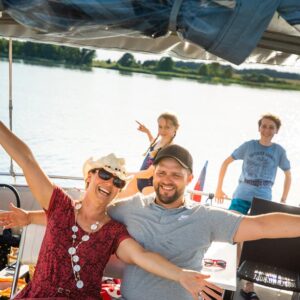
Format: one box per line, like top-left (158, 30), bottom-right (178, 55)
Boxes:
top-left (258, 114), bottom-right (281, 130)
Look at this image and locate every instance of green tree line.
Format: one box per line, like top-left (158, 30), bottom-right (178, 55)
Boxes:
top-left (92, 53), bottom-right (300, 90)
top-left (114, 53), bottom-right (234, 78)
top-left (0, 39), bottom-right (96, 66)
top-left (112, 53), bottom-right (299, 83)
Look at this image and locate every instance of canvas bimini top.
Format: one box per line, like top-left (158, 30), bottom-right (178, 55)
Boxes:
top-left (0, 0), bottom-right (299, 66)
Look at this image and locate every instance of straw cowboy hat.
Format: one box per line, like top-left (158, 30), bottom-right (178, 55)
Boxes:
top-left (82, 153), bottom-right (132, 182)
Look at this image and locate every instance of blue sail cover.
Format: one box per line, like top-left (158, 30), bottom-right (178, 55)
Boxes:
top-left (1, 0), bottom-right (300, 64)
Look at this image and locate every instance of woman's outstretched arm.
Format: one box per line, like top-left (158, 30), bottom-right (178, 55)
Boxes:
top-left (0, 121), bottom-right (54, 209)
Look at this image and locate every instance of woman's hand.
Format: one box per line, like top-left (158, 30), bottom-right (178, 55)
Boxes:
top-left (0, 203), bottom-right (30, 228)
top-left (178, 270), bottom-right (223, 300)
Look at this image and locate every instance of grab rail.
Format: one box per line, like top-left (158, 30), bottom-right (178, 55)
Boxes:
top-left (0, 171), bottom-right (83, 181)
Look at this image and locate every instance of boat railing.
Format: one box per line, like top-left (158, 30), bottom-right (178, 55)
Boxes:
top-left (0, 171), bottom-right (83, 181)
top-left (0, 171), bottom-right (219, 197)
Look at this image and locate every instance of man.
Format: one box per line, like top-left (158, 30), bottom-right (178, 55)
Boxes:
top-left (215, 114), bottom-right (291, 299)
top-left (108, 144), bottom-right (243, 300)
top-left (3, 144), bottom-right (300, 300)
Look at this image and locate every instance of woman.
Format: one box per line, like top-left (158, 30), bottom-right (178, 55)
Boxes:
top-left (0, 121), bottom-right (220, 300)
top-left (118, 112), bottom-right (179, 198)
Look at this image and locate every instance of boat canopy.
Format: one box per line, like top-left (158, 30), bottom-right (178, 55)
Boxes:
top-left (0, 0), bottom-right (299, 65)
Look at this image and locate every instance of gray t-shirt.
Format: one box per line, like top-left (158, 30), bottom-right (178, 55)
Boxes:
top-left (108, 194), bottom-right (243, 300)
top-left (232, 140), bottom-right (290, 201)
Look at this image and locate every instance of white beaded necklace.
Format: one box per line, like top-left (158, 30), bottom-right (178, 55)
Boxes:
top-left (68, 202), bottom-right (101, 289)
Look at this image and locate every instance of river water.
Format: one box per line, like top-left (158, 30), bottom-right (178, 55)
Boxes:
top-left (0, 61), bottom-right (300, 206)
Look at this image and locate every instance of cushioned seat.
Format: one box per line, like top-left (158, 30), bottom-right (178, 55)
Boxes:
top-left (237, 198), bottom-right (300, 296)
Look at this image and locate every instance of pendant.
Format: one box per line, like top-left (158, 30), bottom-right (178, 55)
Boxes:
top-left (82, 235), bottom-right (90, 242)
top-left (73, 265), bottom-right (81, 272)
top-left (91, 221), bottom-right (100, 231)
top-left (75, 203), bottom-right (82, 210)
top-left (73, 264), bottom-right (81, 272)
top-left (72, 255), bottom-right (79, 263)
top-left (76, 280), bottom-right (84, 289)
top-left (72, 225), bottom-right (78, 233)
top-left (90, 224), bottom-right (97, 231)
top-left (68, 247), bottom-right (76, 255)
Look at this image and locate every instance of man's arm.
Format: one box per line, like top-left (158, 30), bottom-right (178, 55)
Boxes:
top-left (215, 156), bottom-right (234, 203)
top-left (0, 203), bottom-right (46, 228)
top-left (116, 238), bottom-right (223, 300)
top-left (280, 170), bottom-right (291, 204)
top-left (234, 213), bottom-right (300, 243)
top-left (0, 122), bottom-right (53, 209)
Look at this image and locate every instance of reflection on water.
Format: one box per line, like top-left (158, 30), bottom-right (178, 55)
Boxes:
top-left (0, 61), bottom-right (300, 206)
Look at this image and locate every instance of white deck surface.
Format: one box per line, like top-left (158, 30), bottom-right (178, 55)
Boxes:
top-left (203, 242), bottom-right (237, 291)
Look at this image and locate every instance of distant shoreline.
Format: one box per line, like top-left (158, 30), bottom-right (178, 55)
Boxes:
top-left (1, 36), bottom-right (300, 91)
top-left (92, 57), bottom-right (300, 91)
top-left (4, 56), bottom-right (300, 91)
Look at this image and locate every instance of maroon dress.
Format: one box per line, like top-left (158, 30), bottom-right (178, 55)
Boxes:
top-left (15, 187), bottom-right (130, 300)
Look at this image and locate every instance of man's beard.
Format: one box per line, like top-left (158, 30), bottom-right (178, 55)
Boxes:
top-left (154, 185), bottom-right (184, 205)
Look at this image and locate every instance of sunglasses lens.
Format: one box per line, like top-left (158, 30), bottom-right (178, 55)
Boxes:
top-left (98, 169), bottom-right (112, 181)
top-left (204, 259), bottom-right (213, 267)
top-left (98, 169), bottom-right (126, 189)
top-left (113, 178), bottom-right (126, 189)
top-left (217, 261), bottom-right (226, 268)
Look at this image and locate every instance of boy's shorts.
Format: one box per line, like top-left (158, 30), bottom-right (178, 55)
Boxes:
top-left (228, 198), bottom-right (251, 215)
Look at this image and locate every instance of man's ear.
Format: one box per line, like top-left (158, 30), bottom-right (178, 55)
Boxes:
top-left (187, 173), bottom-right (194, 184)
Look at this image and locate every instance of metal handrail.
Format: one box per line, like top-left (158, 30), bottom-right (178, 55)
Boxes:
top-left (0, 171), bottom-right (83, 181)
top-left (0, 173), bottom-right (232, 198)
top-left (187, 189), bottom-right (232, 201)
top-left (187, 189), bottom-right (214, 199)
top-left (0, 183), bottom-right (21, 207)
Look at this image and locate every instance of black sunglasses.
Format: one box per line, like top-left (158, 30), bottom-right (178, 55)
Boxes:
top-left (96, 168), bottom-right (126, 189)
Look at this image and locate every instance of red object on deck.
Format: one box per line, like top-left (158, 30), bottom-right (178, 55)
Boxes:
top-left (191, 161), bottom-right (208, 202)
top-left (101, 278), bottom-right (121, 299)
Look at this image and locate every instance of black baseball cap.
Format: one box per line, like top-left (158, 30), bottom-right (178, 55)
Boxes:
top-left (153, 144), bottom-right (193, 173)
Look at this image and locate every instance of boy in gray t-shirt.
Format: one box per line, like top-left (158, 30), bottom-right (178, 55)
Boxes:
top-left (215, 113), bottom-right (291, 214)
top-left (215, 114), bottom-right (291, 299)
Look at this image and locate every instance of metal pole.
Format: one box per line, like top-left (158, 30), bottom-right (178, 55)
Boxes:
top-left (8, 38), bottom-right (15, 178)
top-left (186, 189), bottom-right (231, 201)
